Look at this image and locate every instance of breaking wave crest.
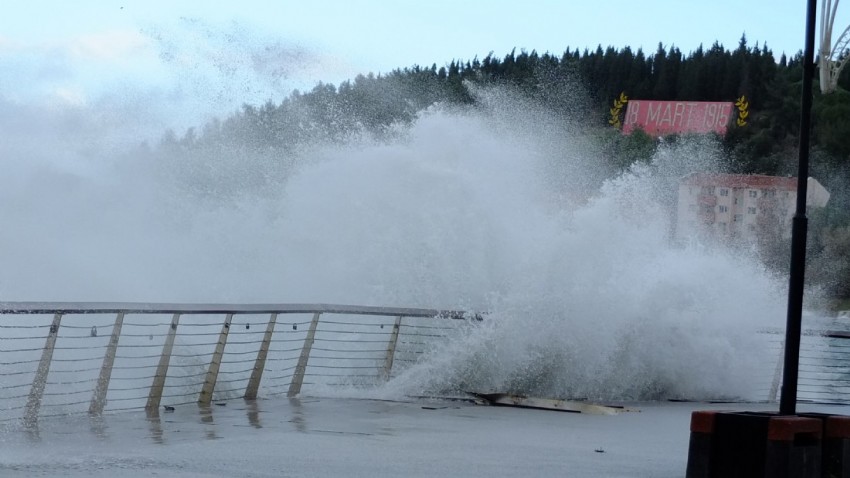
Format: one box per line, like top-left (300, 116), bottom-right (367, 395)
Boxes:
top-left (0, 87), bottom-right (785, 402)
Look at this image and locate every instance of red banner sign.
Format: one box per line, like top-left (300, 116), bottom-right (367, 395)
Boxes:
top-left (622, 100), bottom-right (734, 136)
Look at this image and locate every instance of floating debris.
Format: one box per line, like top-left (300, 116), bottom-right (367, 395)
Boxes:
top-left (469, 392), bottom-right (638, 415)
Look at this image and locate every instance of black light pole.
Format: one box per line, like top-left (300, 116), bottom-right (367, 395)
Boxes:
top-left (779, 0), bottom-right (818, 416)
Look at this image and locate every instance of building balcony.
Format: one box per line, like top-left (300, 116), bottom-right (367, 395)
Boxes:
top-left (757, 197), bottom-right (779, 209)
top-left (698, 195), bottom-right (717, 206)
top-left (756, 214), bottom-right (781, 226)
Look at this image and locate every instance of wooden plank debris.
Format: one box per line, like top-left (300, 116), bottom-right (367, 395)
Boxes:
top-left (469, 392), bottom-right (638, 415)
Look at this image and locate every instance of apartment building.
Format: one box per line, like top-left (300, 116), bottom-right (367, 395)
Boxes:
top-left (675, 173), bottom-right (831, 243)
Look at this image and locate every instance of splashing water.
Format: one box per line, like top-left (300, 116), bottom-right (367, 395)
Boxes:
top-left (382, 142), bottom-right (785, 401)
top-left (0, 82), bottom-right (785, 401)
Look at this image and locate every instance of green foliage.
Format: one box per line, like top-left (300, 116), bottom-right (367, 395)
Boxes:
top-left (807, 224), bottom-right (850, 298)
top-left (599, 128), bottom-right (657, 172)
top-left (160, 38), bottom-right (808, 164)
top-left (813, 88), bottom-right (850, 159)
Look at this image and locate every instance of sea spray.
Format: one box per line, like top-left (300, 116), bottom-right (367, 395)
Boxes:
top-left (0, 83), bottom-right (786, 402)
top-left (373, 127), bottom-right (786, 401)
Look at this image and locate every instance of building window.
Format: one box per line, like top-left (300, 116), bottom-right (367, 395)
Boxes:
top-left (749, 190), bottom-right (758, 198)
top-left (748, 207), bottom-right (757, 214)
top-left (734, 214), bottom-right (743, 222)
top-left (702, 186), bottom-right (715, 195)
top-left (783, 191), bottom-right (790, 198)
top-left (763, 189), bottom-right (776, 197)
top-left (720, 188), bottom-right (729, 196)
top-left (718, 205), bottom-right (728, 213)
top-left (734, 198), bottom-right (739, 205)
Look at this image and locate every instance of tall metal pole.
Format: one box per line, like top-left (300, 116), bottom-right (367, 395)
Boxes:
top-left (779, 0), bottom-right (818, 416)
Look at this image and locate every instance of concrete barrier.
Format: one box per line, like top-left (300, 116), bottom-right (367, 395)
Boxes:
top-left (686, 411), bottom-right (822, 478)
top-left (800, 413), bottom-right (850, 477)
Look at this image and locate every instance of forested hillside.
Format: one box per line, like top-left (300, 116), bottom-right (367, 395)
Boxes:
top-left (148, 36), bottom-right (850, 300)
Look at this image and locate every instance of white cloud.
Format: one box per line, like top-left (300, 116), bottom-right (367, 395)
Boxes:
top-left (0, 28), bottom-right (162, 96)
top-left (66, 29), bottom-right (152, 63)
top-left (0, 17), bottom-right (364, 150)
top-left (0, 34), bottom-right (22, 52)
top-left (52, 86), bottom-right (87, 106)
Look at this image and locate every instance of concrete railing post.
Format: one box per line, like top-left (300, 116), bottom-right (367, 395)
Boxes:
top-left (146, 313), bottom-right (180, 413)
top-left (769, 339), bottom-right (786, 402)
top-left (287, 312), bottom-right (320, 398)
top-left (89, 312), bottom-right (124, 415)
top-left (198, 313), bottom-right (233, 405)
top-left (381, 316), bottom-right (403, 381)
top-left (245, 313), bottom-right (277, 400)
top-left (24, 313), bottom-right (63, 426)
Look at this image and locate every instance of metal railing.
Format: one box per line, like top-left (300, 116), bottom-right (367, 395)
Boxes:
top-left (0, 302), bottom-right (480, 425)
top-left (5, 301), bottom-right (850, 424)
top-left (756, 326), bottom-right (850, 405)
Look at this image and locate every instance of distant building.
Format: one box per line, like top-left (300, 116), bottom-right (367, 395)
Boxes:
top-left (675, 173), bottom-right (831, 243)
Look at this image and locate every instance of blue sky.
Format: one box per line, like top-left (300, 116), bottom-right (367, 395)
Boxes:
top-left (1, 0), bottom-right (845, 136)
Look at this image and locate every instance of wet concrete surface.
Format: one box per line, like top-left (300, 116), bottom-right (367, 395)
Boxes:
top-left (1, 397), bottom-right (847, 477)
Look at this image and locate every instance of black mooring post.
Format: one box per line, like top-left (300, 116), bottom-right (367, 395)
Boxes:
top-left (779, 0), bottom-right (818, 416)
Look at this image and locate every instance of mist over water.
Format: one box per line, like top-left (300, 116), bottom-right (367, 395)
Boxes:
top-left (1, 72), bottom-right (786, 401)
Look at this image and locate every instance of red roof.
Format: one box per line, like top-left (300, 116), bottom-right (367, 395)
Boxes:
top-left (680, 173), bottom-right (798, 190)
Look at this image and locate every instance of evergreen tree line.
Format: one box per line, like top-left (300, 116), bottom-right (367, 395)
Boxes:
top-left (152, 36), bottom-right (850, 301)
